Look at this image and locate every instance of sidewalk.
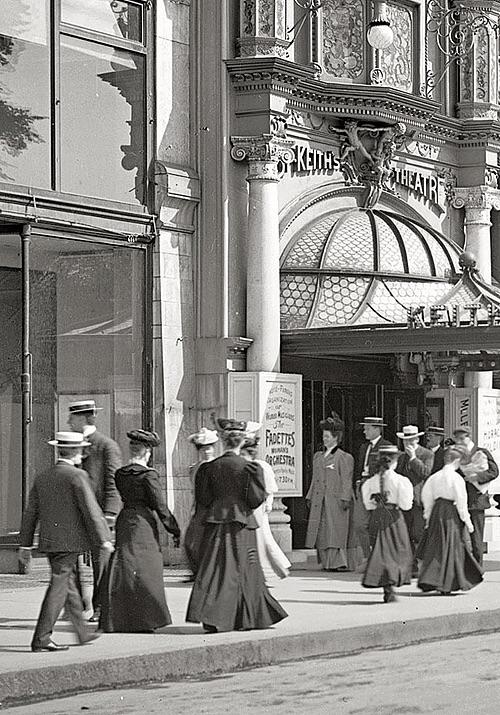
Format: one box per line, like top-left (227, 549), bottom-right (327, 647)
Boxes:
top-left (1, 554), bottom-right (500, 707)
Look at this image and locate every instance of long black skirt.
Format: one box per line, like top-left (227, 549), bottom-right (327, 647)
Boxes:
top-left (100, 506), bottom-right (171, 632)
top-left (186, 521), bottom-right (288, 632)
top-left (362, 505), bottom-right (412, 588)
top-left (417, 498), bottom-right (483, 593)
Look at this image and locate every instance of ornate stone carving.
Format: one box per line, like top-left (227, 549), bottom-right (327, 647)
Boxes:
top-left (380, 2), bottom-right (413, 93)
top-left (322, 0), bottom-right (365, 80)
top-left (436, 167), bottom-right (457, 203)
top-left (230, 134), bottom-right (295, 181)
top-left (237, 0), bottom-right (289, 57)
top-left (452, 186), bottom-right (500, 212)
top-left (329, 120), bottom-right (407, 208)
top-left (458, 10), bottom-right (499, 119)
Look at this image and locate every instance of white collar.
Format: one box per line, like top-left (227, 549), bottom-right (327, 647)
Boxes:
top-left (83, 425), bottom-right (96, 438)
top-left (57, 458), bottom-right (75, 466)
top-left (431, 444), bottom-right (441, 453)
top-left (370, 436), bottom-right (381, 447)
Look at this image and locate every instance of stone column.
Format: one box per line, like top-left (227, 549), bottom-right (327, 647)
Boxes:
top-left (237, 0), bottom-right (292, 58)
top-left (231, 135), bottom-right (294, 373)
top-left (231, 135), bottom-right (295, 555)
top-left (452, 186), bottom-right (500, 386)
top-left (457, 2), bottom-right (500, 120)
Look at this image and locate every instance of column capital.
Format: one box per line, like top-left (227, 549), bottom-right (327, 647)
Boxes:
top-left (451, 185), bottom-right (500, 212)
top-left (230, 134), bottom-right (295, 180)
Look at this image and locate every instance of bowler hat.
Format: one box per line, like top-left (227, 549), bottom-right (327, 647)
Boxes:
top-left (359, 416), bottom-right (387, 427)
top-left (127, 429), bottom-right (161, 447)
top-left (396, 425), bottom-right (424, 439)
top-left (453, 426), bottom-right (471, 437)
top-left (216, 418), bottom-right (247, 432)
top-left (188, 427), bottom-right (218, 446)
top-left (426, 426), bottom-right (445, 436)
top-left (68, 400), bottom-right (102, 415)
top-left (48, 431), bottom-right (90, 447)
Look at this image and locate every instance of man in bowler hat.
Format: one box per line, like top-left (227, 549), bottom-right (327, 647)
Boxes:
top-left (353, 417), bottom-right (391, 559)
top-left (426, 426), bottom-right (446, 474)
top-left (396, 425), bottom-right (434, 574)
top-left (453, 425), bottom-right (498, 565)
top-left (67, 399), bottom-right (122, 619)
top-left (19, 432), bottom-right (113, 652)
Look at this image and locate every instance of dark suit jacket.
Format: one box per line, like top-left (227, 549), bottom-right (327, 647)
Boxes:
top-left (430, 445), bottom-right (445, 474)
top-left (20, 461), bottom-right (111, 553)
top-left (396, 445), bottom-right (434, 486)
top-left (83, 430), bottom-right (122, 515)
top-left (461, 445), bottom-right (499, 511)
top-left (355, 437), bottom-right (392, 487)
top-left (196, 452), bottom-right (266, 528)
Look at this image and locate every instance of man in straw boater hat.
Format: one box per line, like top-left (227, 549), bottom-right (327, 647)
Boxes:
top-left (453, 425), bottom-right (498, 566)
top-left (352, 417), bottom-right (391, 560)
top-left (425, 425), bottom-right (446, 474)
top-left (67, 399), bottom-right (122, 620)
top-left (396, 424), bottom-right (434, 575)
top-left (19, 432), bottom-right (113, 652)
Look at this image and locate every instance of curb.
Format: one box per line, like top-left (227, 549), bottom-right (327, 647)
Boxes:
top-left (1, 608), bottom-right (500, 707)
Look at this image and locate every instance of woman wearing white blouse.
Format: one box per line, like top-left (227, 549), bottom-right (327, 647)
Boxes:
top-left (417, 445), bottom-right (483, 595)
top-left (361, 445), bottom-right (413, 603)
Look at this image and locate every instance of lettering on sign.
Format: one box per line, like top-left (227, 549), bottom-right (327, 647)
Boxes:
top-left (263, 382), bottom-right (298, 489)
top-left (458, 397), bottom-right (471, 429)
top-left (478, 395), bottom-right (500, 464)
top-left (391, 167), bottom-right (440, 206)
top-left (407, 304), bottom-right (500, 328)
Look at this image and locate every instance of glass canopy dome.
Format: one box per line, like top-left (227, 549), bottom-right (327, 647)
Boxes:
top-left (280, 207), bottom-right (468, 330)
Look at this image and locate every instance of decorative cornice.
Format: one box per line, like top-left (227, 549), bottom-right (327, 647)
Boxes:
top-left (452, 185), bottom-right (500, 211)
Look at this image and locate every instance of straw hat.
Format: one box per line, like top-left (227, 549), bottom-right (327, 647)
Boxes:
top-left (188, 427), bottom-right (218, 446)
top-left (396, 425), bottom-right (424, 439)
top-left (48, 431), bottom-right (90, 447)
top-left (359, 416), bottom-right (387, 427)
top-left (68, 400), bottom-right (102, 415)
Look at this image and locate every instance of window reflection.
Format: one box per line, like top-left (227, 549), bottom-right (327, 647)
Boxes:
top-left (60, 36), bottom-right (145, 204)
top-left (0, 0), bottom-right (51, 186)
top-left (62, 0), bottom-right (142, 42)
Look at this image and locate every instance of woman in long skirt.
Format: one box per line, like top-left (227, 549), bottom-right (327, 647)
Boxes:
top-left (186, 418), bottom-right (288, 633)
top-left (417, 445), bottom-right (483, 595)
top-left (305, 415), bottom-right (360, 571)
top-left (361, 445), bottom-right (413, 603)
top-left (100, 430), bottom-right (180, 633)
top-left (183, 428), bottom-right (218, 580)
top-left (241, 436), bottom-right (290, 584)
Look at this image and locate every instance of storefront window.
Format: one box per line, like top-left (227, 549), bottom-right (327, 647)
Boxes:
top-left (62, 0), bottom-right (142, 42)
top-left (0, 234), bottom-right (22, 536)
top-left (0, 231), bottom-right (145, 537)
top-left (60, 37), bottom-right (145, 204)
top-left (0, 0), bottom-right (148, 206)
top-left (0, 0), bottom-right (51, 187)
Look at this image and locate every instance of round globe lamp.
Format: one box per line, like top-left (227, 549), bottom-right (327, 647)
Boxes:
top-left (367, 18), bottom-right (394, 50)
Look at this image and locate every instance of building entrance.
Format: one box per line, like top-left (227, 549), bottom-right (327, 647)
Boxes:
top-left (0, 226), bottom-right (147, 541)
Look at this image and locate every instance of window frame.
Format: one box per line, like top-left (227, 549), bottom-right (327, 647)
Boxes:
top-left (0, 0), bottom-right (154, 214)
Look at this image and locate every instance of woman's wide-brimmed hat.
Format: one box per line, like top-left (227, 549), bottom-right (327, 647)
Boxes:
top-left (68, 399), bottom-right (103, 415)
top-left (319, 415), bottom-right (345, 433)
top-left (48, 431), bottom-right (90, 447)
top-left (359, 416), bottom-right (387, 427)
top-left (127, 429), bottom-right (161, 448)
top-left (216, 418), bottom-right (247, 432)
top-left (396, 424), bottom-right (424, 439)
top-left (188, 427), bottom-right (218, 446)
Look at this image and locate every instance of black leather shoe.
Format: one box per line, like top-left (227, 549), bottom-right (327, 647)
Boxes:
top-left (31, 640), bottom-right (69, 653)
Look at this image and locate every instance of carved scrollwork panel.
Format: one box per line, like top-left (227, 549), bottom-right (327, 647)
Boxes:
top-left (322, 0), bottom-right (365, 81)
top-left (380, 2), bottom-right (413, 93)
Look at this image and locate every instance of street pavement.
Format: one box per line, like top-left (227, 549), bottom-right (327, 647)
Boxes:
top-left (1, 554), bottom-right (500, 708)
top-left (4, 631), bottom-right (500, 713)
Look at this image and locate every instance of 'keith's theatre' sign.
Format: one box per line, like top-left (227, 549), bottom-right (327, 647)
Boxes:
top-left (407, 304), bottom-right (500, 328)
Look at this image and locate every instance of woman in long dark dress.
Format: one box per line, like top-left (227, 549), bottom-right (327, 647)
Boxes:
top-left (186, 418), bottom-right (288, 633)
top-left (417, 445), bottom-right (483, 595)
top-left (361, 445), bottom-right (413, 603)
top-left (100, 430), bottom-right (180, 633)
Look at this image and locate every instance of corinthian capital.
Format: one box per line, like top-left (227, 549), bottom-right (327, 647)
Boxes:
top-left (452, 186), bottom-right (500, 211)
top-left (230, 134), bottom-right (295, 180)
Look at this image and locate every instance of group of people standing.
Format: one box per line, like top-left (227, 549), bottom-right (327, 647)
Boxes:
top-left (19, 404), bottom-right (289, 651)
top-left (305, 413), bottom-right (498, 602)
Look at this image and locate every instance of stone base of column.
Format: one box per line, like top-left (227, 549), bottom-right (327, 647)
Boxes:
top-left (268, 496), bottom-right (292, 554)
